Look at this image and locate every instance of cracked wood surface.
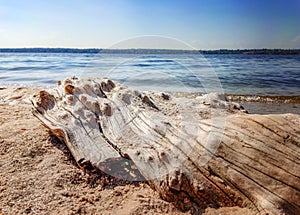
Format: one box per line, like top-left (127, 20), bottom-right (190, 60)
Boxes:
top-left (31, 78), bottom-right (300, 214)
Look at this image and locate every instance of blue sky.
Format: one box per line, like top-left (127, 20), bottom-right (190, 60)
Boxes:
top-left (0, 0), bottom-right (300, 49)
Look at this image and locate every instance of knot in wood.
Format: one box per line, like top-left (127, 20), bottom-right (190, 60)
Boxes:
top-left (38, 90), bottom-right (55, 110)
top-left (101, 79), bottom-right (116, 92)
top-left (64, 84), bottom-right (75, 95)
top-left (102, 103), bottom-right (112, 116)
top-left (161, 93), bottom-right (170, 100)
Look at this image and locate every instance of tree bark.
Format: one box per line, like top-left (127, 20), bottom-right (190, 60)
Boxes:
top-left (31, 78), bottom-right (300, 214)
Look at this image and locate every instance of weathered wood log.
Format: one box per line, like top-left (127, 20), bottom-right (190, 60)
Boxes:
top-left (31, 78), bottom-right (300, 214)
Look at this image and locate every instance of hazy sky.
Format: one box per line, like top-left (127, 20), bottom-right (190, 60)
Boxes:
top-left (1, 0), bottom-right (300, 49)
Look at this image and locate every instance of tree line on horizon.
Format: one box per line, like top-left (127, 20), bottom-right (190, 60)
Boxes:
top-left (0, 48), bottom-right (300, 55)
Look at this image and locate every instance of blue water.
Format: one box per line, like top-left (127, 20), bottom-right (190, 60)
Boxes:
top-left (0, 52), bottom-right (300, 95)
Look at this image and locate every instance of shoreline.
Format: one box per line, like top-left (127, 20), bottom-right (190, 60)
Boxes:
top-left (1, 87), bottom-right (299, 115)
top-left (169, 92), bottom-right (300, 115)
top-left (226, 94), bottom-right (300, 114)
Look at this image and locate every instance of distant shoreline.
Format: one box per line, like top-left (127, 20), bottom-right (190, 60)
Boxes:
top-left (0, 48), bottom-right (300, 55)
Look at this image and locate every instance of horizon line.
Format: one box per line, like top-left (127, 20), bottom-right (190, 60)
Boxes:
top-left (1, 47), bottom-right (300, 51)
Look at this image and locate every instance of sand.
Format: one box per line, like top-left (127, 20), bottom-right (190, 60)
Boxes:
top-left (0, 87), bottom-right (274, 215)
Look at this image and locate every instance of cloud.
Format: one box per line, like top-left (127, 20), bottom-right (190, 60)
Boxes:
top-left (288, 35), bottom-right (300, 48)
top-left (291, 35), bottom-right (300, 44)
top-left (0, 28), bottom-right (7, 33)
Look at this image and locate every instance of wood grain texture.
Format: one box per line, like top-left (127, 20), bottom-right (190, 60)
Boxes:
top-left (31, 78), bottom-right (300, 214)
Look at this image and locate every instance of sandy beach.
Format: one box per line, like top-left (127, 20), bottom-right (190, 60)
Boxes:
top-left (2, 0), bottom-right (300, 213)
top-left (1, 87), bottom-right (298, 214)
top-left (0, 87), bottom-right (189, 214)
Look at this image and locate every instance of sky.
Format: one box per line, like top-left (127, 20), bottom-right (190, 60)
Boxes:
top-left (0, 0), bottom-right (300, 49)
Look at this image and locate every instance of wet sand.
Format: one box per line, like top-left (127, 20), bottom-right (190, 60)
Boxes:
top-left (239, 102), bottom-right (300, 115)
top-left (226, 94), bottom-right (300, 115)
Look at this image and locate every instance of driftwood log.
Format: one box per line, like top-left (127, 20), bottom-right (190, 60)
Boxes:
top-left (31, 78), bottom-right (300, 214)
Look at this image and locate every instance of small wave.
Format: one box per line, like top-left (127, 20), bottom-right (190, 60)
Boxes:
top-left (9, 66), bottom-right (38, 71)
top-left (0, 76), bottom-right (9, 80)
top-left (8, 66), bottom-right (58, 71)
top-left (40, 79), bottom-right (59, 85)
top-left (226, 95), bottom-right (300, 103)
top-left (132, 63), bottom-right (152, 67)
top-left (22, 59), bottom-right (48, 63)
top-left (5, 76), bottom-right (43, 82)
top-left (146, 59), bottom-right (174, 63)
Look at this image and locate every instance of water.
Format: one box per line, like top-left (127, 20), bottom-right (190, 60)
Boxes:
top-left (0, 52), bottom-right (300, 96)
